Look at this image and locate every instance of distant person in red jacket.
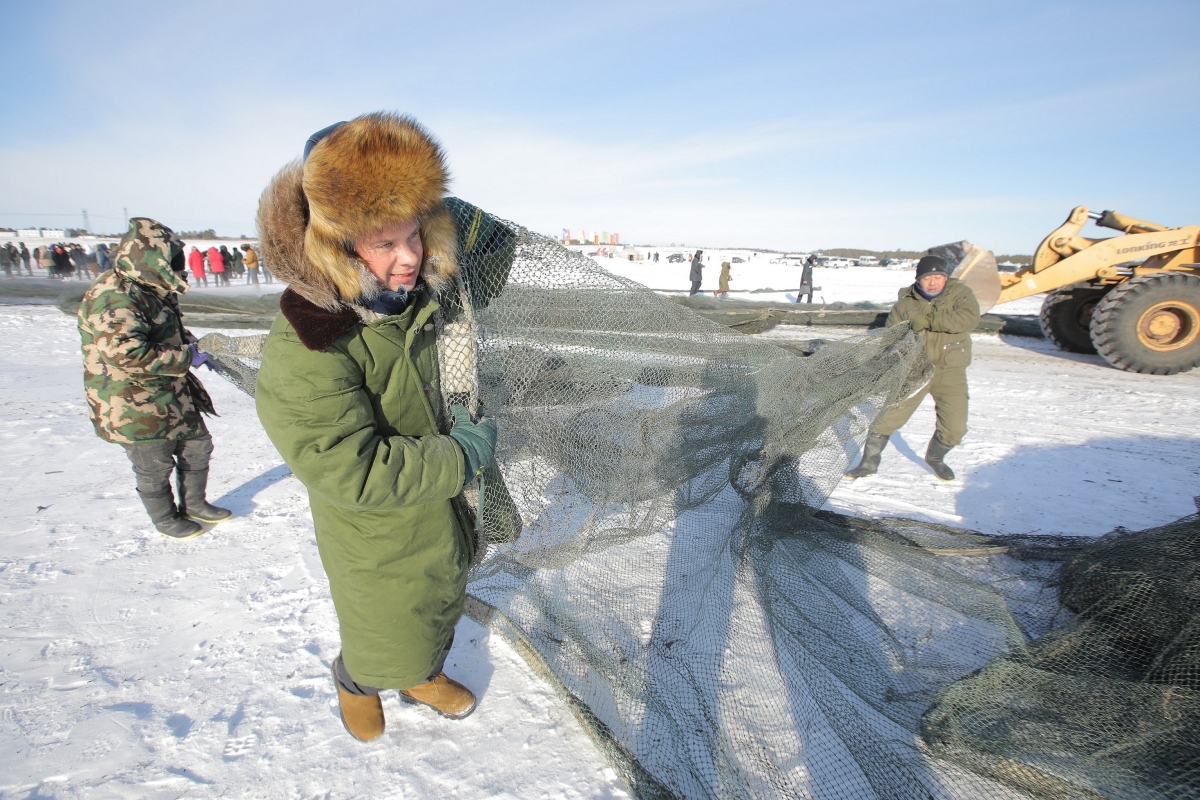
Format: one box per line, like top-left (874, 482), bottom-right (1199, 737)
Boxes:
top-left (206, 246), bottom-right (227, 287)
top-left (187, 246), bottom-right (207, 287)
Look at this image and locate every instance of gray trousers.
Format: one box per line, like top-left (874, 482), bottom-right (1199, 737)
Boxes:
top-left (334, 634), bottom-right (454, 696)
top-left (122, 434), bottom-right (213, 498)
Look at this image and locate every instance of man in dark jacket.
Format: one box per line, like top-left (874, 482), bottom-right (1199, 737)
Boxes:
top-left (796, 254), bottom-right (816, 303)
top-left (77, 218), bottom-right (231, 538)
top-left (95, 242), bottom-right (112, 273)
top-left (219, 245), bottom-right (236, 280)
top-left (845, 254), bottom-right (981, 481)
top-left (71, 244), bottom-right (93, 279)
top-left (52, 244), bottom-right (72, 279)
top-left (227, 244), bottom-right (243, 278)
top-left (688, 250), bottom-right (703, 295)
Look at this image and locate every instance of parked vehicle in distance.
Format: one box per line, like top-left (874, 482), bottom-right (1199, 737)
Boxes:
top-left (770, 255), bottom-right (806, 265)
top-left (731, 257), bottom-right (745, 263)
top-left (667, 253), bottom-right (686, 263)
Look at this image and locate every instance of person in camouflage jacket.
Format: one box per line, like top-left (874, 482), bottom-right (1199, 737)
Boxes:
top-left (77, 217), bottom-right (232, 538)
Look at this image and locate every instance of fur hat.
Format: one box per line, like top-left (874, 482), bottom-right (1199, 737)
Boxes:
top-left (257, 112), bottom-right (458, 311)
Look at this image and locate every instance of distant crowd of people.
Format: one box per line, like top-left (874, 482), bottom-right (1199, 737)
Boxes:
top-left (0, 239), bottom-right (269, 286)
top-left (0, 241), bottom-right (109, 279)
top-left (185, 244), bottom-right (270, 287)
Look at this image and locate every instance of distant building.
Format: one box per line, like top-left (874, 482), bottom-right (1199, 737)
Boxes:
top-left (17, 228), bottom-right (41, 237)
top-left (560, 228), bottom-right (620, 246)
top-left (0, 231), bottom-right (15, 238)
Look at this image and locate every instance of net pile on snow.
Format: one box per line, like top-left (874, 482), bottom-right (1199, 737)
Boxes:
top-left (198, 202), bottom-right (1199, 800)
top-left (922, 514), bottom-right (1200, 799)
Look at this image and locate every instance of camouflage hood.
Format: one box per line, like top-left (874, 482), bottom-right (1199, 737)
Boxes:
top-left (77, 219), bottom-right (213, 444)
top-left (113, 218), bottom-right (189, 296)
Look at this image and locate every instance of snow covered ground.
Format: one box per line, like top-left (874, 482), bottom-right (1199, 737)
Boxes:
top-left (2, 287), bottom-right (1198, 797)
top-left (595, 259), bottom-right (1046, 314)
top-left (0, 307), bottom-right (625, 800)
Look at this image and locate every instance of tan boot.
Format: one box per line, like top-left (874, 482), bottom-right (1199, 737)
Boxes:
top-left (400, 673), bottom-right (476, 719)
top-left (331, 657), bottom-right (385, 741)
top-left (335, 685), bottom-right (385, 741)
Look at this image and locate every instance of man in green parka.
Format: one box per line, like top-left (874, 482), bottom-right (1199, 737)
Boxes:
top-left (845, 254), bottom-right (981, 481)
top-left (78, 217), bottom-right (232, 539)
top-left (254, 113), bottom-right (499, 742)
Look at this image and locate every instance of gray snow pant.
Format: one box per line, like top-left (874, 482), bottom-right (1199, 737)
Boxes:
top-left (122, 434), bottom-right (213, 501)
top-left (334, 634), bottom-right (454, 695)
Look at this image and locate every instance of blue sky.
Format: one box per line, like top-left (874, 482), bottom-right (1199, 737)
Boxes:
top-left (2, 0), bottom-right (1197, 252)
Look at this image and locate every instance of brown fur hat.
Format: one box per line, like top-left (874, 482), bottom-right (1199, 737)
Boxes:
top-left (256, 112), bottom-right (458, 311)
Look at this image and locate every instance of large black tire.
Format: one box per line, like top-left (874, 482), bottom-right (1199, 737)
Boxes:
top-left (1089, 272), bottom-right (1200, 375)
top-left (1039, 286), bottom-right (1109, 354)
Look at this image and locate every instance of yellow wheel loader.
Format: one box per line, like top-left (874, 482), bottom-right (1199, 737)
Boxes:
top-left (996, 206), bottom-right (1200, 375)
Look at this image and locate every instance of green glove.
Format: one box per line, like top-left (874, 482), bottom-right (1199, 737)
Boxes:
top-left (447, 404), bottom-right (498, 485)
top-left (909, 314), bottom-right (931, 332)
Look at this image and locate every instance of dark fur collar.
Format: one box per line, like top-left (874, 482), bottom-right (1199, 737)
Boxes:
top-left (279, 288), bottom-right (360, 351)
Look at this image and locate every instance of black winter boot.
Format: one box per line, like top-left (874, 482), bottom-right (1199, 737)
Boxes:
top-left (924, 435), bottom-right (956, 481)
top-left (845, 433), bottom-right (889, 480)
top-left (177, 469), bottom-right (232, 524)
top-left (137, 489), bottom-right (204, 539)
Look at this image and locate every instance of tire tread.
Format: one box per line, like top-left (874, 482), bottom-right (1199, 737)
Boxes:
top-left (1090, 272), bottom-right (1200, 375)
top-left (1039, 286), bottom-right (1105, 354)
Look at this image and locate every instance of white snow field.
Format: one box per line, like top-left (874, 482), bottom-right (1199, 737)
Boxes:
top-left (595, 257), bottom-right (1048, 315)
top-left (0, 307), bottom-right (626, 800)
top-left (2, 287), bottom-right (1198, 798)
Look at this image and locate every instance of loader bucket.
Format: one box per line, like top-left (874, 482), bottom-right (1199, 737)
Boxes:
top-left (926, 241), bottom-right (1002, 313)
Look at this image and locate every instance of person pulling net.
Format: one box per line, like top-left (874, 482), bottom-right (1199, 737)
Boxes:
top-left (192, 112), bottom-right (1197, 800)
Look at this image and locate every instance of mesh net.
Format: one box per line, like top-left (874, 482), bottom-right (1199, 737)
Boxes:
top-left (197, 332), bottom-right (266, 397)
top-left (196, 203), bottom-right (1199, 800)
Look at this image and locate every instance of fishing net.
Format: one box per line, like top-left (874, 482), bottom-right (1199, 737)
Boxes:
top-left (196, 332), bottom-right (266, 397)
top-left (195, 200), bottom-right (1199, 800)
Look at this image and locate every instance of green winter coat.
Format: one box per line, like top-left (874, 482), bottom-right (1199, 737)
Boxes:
top-left (255, 290), bottom-right (473, 689)
top-left (886, 277), bottom-right (981, 369)
top-left (229, 248), bottom-right (244, 275)
top-left (77, 218), bottom-right (213, 444)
